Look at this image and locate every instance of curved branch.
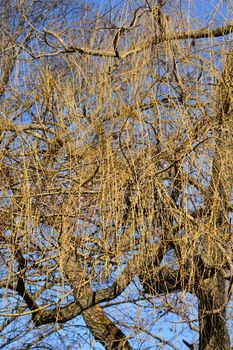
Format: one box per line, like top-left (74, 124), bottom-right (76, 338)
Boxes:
top-left (31, 24), bottom-right (233, 59)
top-left (140, 266), bottom-right (186, 295)
top-left (32, 257), bottom-right (136, 326)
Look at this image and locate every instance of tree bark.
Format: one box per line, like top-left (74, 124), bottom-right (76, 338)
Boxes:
top-left (83, 305), bottom-right (132, 350)
top-left (198, 45), bottom-right (233, 350)
top-left (197, 273), bottom-right (230, 350)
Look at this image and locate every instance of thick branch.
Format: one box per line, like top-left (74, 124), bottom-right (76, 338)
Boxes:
top-left (140, 266), bottom-right (185, 295)
top-left (139, 254), bottom-right (218, 296)
top-left (83, 305), bottom-right (132, 350)
top-left (32, 258), bottom-right (135, 326)
top-left (14, 247), bottom-right (39, 312)
top-left (31, 24), bottom-right (233, 59)
top-left (168, 24), bottom-right (233, 41)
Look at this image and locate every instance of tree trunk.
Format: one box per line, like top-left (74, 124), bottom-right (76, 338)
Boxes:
top-left (197, 272), bottom-right (230, 350)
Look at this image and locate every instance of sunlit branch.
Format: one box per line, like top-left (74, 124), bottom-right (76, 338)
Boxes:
top-left (29, 24), bottom-right (233, 59)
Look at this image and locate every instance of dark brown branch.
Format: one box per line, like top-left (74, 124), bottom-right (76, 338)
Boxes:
top-left (140, 266), bottom-right (185, 295)
top-left (140, 254), bottom-right (219, 296)
top-left (14, 249), bottom-right (39, 312)
top-left (183, 339), bottom-right (194, 350)
top-left (113, 7), bottom-right (148, 58)
top-left (32, 257), bottom-right (135, 326)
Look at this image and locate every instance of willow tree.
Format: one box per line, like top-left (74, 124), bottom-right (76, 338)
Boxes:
top-left (0, 0), bottom-right (232, 349)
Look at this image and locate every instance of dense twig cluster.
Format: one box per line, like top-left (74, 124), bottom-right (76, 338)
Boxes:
top-left (0, 1), bottom-right (232, 349)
